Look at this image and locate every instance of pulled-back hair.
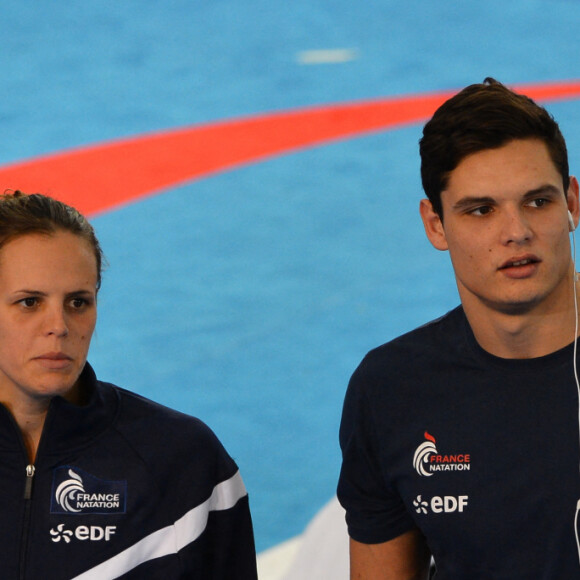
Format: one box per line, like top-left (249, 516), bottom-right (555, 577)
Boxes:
top-left (0, 190), bottom-right (104, 289)
top-left (420, 78), bottom-right (570, 217)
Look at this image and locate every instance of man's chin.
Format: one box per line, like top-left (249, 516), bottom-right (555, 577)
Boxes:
top-left (480, 293), bottom-right (543, 316)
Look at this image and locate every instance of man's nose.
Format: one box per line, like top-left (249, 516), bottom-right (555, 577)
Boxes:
top-left (500, 209), bottom-right (532, 245)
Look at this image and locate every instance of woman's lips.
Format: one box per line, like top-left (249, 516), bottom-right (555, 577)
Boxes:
top-left (33, 352), bottom-right (73, 370)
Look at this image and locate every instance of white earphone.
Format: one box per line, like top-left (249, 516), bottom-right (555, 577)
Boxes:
top-left (570, 207), bottom-right (580, 565)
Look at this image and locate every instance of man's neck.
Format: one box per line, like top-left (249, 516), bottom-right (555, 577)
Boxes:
top-left (461, 282), bottom-right (578, 359)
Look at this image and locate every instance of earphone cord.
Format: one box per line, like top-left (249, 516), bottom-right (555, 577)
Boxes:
top-left (572, 229), bottom-right (580, 565)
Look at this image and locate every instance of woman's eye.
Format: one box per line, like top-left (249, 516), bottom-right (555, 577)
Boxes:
top-left (70, 297), bottom-right (94, 310)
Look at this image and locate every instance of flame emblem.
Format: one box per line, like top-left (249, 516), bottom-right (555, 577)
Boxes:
top-left (413, 432), bottom-right (437, 477)
top-left (55, 469), bottom-right (85, 513)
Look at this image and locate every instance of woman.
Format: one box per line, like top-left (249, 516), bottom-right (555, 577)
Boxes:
top-left (0, 191), bottom-right (257, 579)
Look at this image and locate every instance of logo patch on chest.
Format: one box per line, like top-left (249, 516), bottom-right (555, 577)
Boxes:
top-left (413, 432), bottom-right (471, 476)
top-left (50, 467), bottom-right (127, 514)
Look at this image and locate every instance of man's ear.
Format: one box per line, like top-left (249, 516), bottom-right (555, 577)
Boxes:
top-left (567, 176), bottom-right (580, 228)
top-left (419, 198), bottom-right (448, 251)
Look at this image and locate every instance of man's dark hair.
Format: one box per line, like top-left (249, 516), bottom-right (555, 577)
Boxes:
top-left (419, 78), bottom-right (570, 217)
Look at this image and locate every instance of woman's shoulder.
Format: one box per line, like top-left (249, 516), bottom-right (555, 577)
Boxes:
top-left (98, 382), bottom-right (234, 469)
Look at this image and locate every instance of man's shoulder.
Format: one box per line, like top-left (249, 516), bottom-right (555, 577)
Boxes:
top-left (364, 305), bottom-right (466, 366)
top-left (346, 306), bottom-right (468, 394)
top-left (342, 305), bottom-right (470, 421)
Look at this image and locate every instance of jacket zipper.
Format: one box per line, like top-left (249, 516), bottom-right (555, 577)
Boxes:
top-left (19, 464), bottom-right (36, 580)
top-left (24, 464), bottom-right (35, 499)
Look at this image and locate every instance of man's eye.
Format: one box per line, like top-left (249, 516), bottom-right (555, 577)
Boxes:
top-left (528, 198), bottom-right (549, 208)
top-left (470, 206), bottom-right (493, 216)
top-left (19, 297), bottom-right (38, 308)
top-left (70, 298), bottom-right (87, 309)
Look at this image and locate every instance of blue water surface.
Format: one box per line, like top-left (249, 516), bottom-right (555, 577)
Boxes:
top-left (0, 0), bottom-right (579, 550)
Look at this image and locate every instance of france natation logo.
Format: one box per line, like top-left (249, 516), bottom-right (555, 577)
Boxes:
top-left (51, 467), bottom-right (127, 515)
top-left (413, 432), bottom-right (471, 477)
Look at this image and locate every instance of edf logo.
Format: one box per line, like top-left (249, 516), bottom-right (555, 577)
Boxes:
top-left (413, 495), bottom-right (468, 515)
top-left (50, 524), bottom-right (117, 544)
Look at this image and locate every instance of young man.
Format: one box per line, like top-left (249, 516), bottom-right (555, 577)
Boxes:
top-left (337, 78), bottom-right (580, 579)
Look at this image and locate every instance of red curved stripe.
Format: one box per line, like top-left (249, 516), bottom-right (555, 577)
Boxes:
top-left (1, 80), bottom-right (579, 216)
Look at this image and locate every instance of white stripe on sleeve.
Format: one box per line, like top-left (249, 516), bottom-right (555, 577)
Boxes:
top-left (72, 471), bottom-right (247, 580)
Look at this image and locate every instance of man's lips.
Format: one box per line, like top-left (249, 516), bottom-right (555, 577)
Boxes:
top-left (498, 255), bottom-right (540, 278)
top-left (499, 256), bottom-right (540, 269)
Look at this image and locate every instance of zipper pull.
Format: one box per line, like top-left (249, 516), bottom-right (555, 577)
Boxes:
top-left (24, 465), bottom-right (35, 500)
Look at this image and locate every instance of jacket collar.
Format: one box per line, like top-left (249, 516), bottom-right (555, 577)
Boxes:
top-left (0, 362), bottom-right (119, 457)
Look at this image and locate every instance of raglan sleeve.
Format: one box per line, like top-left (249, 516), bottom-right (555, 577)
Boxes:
top-left (177, 422), bottom-right (258, 580)
top-left (201, 467), bottom-right (258, 580)
top-left (337, 358), bottom-right (417, 544)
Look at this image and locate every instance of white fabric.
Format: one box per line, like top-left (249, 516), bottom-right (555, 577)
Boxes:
top-left (283, 496), bottom-right (349, 580)
top-left (72, 471), bottom-right (247, 580)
